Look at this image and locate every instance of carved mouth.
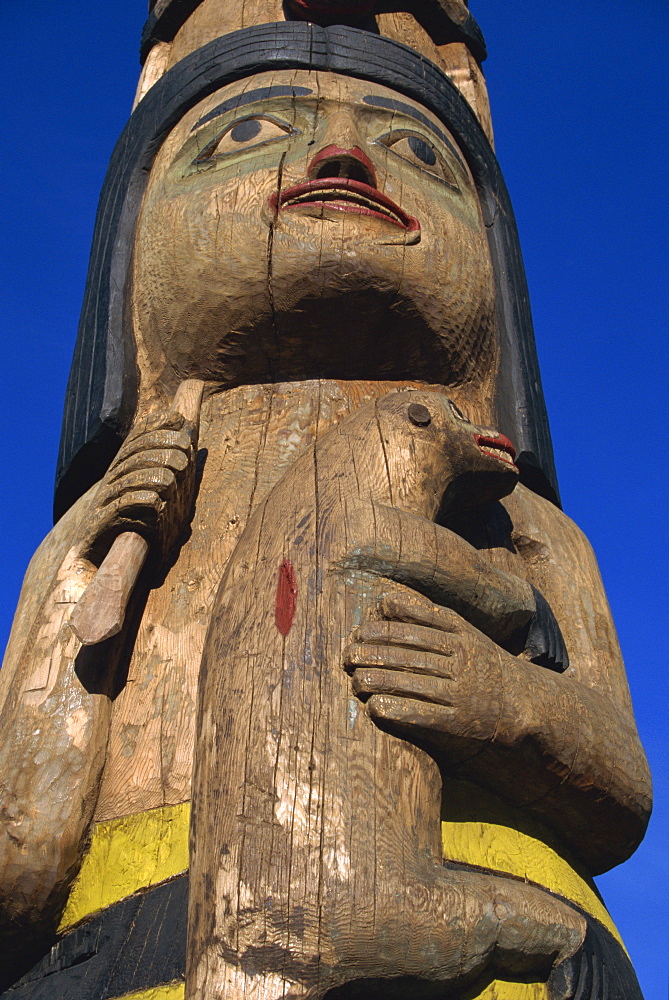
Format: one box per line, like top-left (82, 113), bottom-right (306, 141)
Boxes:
top-left (474, 433), bottom-right (517, 467)
top-left (269, 179), bottom-right (421, 232)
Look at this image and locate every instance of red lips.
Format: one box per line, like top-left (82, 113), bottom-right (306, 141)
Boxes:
top-left (474, 433), bottom-right (517, 467)
top-left (268, 178), bottom-right (421, 232)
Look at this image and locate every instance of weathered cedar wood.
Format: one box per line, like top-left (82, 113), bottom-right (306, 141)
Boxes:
top-left (0, 6), bottom-right (650, 999)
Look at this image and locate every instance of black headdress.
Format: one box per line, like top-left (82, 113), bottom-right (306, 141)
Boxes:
top-left (55, 21), bottom-right (560, 520)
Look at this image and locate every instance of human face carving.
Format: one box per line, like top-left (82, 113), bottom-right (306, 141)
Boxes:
top-left (133, 71), bottom-right (497, 389)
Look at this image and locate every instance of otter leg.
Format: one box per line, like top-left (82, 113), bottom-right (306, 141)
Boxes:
top-left (303, 862), bottom-right (585, 999)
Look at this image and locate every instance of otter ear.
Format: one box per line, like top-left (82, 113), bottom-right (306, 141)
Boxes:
top-left (446, 398), bottom-right (474, 424)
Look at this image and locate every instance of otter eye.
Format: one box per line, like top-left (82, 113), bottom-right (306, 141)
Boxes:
top-left (375, 130), bottom-right (460, 190)
top-left (408, 402), bottom-right (432, 427)
top-left (448, 400), bottom-right (468, 421)
top-left (194, 114), bottom-right (300, 164)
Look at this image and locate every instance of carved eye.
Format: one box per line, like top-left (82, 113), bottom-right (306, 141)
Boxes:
top-left (376, 130), bottom-right (459, 190)
top-left (194, 115), bottom-right (300, 164)
top-left (408, 402), bottom-right (432, 427)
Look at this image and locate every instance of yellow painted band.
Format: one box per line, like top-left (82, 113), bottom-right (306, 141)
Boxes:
top-left (440, 778), bottom-right (622, 948)
top-left (58, 801), bottom-right (189, 932)
top-left (60, 783), bottom-right (623, 975)
top-left (462, 982), bottom-right (548, 1000)
top-left (116, 983), bottom-right (184, 1000)
top-left (111, 975), bottom-right (544, 1000)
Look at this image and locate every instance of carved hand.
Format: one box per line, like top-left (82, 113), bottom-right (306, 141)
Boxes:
top-left (345, 588), bottom-right (523, 761)
top-left (80, 381), bottom-right (202, 565)
top-left (345, 585), bottom-right (650, 872)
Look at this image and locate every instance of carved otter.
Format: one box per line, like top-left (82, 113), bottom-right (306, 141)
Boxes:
top-left (189, 389), bottom-right (581, 999)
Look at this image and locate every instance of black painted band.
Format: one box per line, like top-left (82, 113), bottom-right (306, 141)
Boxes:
top-left (1, 876), bottom-right (188, 1000)
top-left (442, 860), bottom-right (643, 1000)
top-left (550, 920), bottom-right (644, 1000)
top-left (56, 21), bottom-right (559, 519)
top-left (141, 0), bottom-right (202, 62)
top-left (192, 83), bottom-right (313, 131)
top-left (4, 866), bottom-right (643, 1000)
top-left (140, 1), bottom-right (487, 65)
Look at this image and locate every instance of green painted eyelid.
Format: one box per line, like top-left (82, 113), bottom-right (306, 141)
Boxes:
top-left (170, 105), bottom-right (308, 175)
top-left (374, 130), bottom-right (461, 192)
top-left (192, 114), bottom-right (301, 165)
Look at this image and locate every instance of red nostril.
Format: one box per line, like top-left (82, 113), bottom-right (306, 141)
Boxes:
top-left (307, 145), bottom-right (377, 187)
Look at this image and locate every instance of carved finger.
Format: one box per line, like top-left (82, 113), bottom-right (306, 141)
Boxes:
top-left (351, 620), bottom-right (462, 657)
top-left (379, 590), bottom-right (466, 633)
top-left (126, 408), bottom-right (187, 437)
top-left (106, 448), bottom-right (190, 485)
top-left (367, 692), bottom-right (455, 728)
top-left (367, 693), bottom-right (503, 746)
top-left (115, 380), bottom-right (202, 459)
top-left (98, 467), bottom-right (177, 506)
top-left (97, 490), bottom-right (163, 526)
top-left (113, 427), bottom-right (194, 466)
top-left (352, 667), bottom-right (453, 707)
top-left (81, 490), bottom-right (163, 555)
top-left (344, 644), bottom-right (454, 679)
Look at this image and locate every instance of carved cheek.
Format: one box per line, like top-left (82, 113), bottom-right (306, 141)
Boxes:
top-left (132, 172), bottom-right (278, 370)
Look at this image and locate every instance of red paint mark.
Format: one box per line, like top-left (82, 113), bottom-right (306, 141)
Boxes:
top-left (275, 560), bottom-right (298, 636)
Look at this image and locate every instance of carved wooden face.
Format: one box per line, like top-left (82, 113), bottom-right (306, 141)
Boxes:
top-left (133, 70), bottom-right (497, 391)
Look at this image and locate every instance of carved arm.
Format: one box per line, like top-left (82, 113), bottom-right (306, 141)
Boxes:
top-left (342, 496), bottom-right (651, 874)
top-left (0, 385), bottom-right (201, 975)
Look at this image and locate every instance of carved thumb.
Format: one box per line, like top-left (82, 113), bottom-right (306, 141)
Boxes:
top-left (170, 378), bottom-right (204, 434)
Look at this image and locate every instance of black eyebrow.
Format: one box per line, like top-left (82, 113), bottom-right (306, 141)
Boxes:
top-left (362, 95), bottom-right (465, 169)
top-left (192, 85), bottom-right (313, 132)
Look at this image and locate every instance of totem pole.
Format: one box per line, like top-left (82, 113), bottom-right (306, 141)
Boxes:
top-left (0, 3), bottom-right (651, 999)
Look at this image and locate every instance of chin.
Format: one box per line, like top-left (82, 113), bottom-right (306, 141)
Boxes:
top-left (136, 211), bottom-right (496, 388)
top-left (266, 291), bottom-right (483, 386)
top-left (266, 238), bottom-right (496, 384)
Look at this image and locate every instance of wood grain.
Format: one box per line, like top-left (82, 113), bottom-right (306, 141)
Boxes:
top-left (0, 13), bottom-right (650, 996)
top-left (188, 391), bottom-right (585, 997)
top-left (70, 532), bottom-right (150, 645)
top-left (95, 380), bottom-right (431, 822)
top-left (71, 380), bottom-right (203, 646)
top-left (134, 0), bottom-right (494, 138)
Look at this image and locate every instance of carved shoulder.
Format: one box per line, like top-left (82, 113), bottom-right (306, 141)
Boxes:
top-left (502, 484), bottom-right (633, 710)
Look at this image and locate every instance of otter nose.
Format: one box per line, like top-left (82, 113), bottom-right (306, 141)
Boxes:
top-left (307, 145), bottom-right (377, 187)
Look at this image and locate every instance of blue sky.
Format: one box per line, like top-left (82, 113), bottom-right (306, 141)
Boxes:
top-left (0, 1), bottom-right (666, 995)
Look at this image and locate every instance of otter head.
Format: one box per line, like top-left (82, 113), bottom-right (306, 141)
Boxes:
top-left (375, 390), bottom-right (519, 521)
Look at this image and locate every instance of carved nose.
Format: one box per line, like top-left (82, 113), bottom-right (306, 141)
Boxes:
top-left (307, 145), bottom-right (377, 187)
